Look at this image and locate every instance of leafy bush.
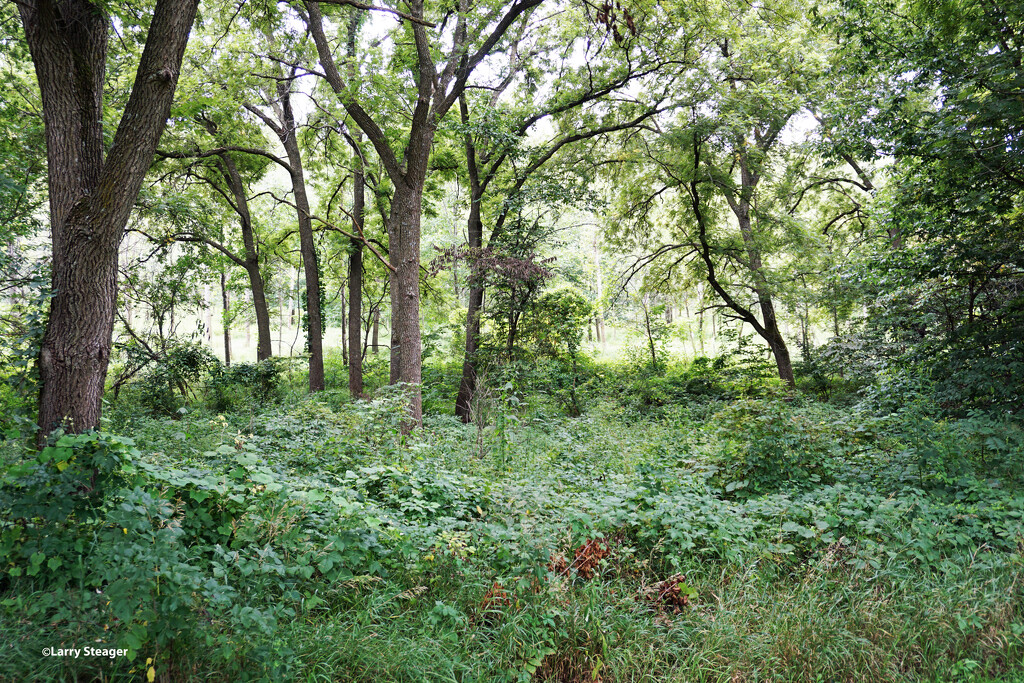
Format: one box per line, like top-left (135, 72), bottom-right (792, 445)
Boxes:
top-left (704, 399), bottom-right (838, 496)
top-left (122, 341), bottom-right (219, 416)
top-left (205, 357), bottom-right (286, 412)
top-left (618, 356), bottom-right (731, 411)
top-left (0, 432), bottom-right (238, 666)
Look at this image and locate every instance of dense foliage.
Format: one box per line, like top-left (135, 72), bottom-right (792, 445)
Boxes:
top-left (2, 0), bottom-right (1024, 679)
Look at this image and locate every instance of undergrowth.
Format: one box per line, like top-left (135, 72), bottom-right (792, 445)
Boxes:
top-left (2, 363), bottom-right (1023, 682)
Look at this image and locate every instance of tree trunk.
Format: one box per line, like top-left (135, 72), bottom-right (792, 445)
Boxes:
top-left (221, 269), bottom-right (231, 366)
top-left (388, 264), bottom-right (401, 385)
top-left (456, 283), bottom-right (484, 422)
top-left (349, 150), bottom-right (365, 398)
top-left (643, 296), bottom-right (658, 371)
top-left (37, 210), bottom-right (119, 436)
top-left (371, 307), bottom-right (379, 354)
top-left (220, 155), bottom-right (273, 361)
top-left (506, 306), bottom-right (520, 359)
top-left (388, 180), bottom-right (424, 429)
top-left (203, 285), bottom-right (212, 342)
top-left (340, 287), bottom-right (347, 365)
top-left (593, 232), bottom-right (606, 349)
top-left (22, 0), bottom-right (199, 438)
top-left (245, 261), bottom-right (272, 361)
top-left (456, 95), bottom-right (484, 422)
top-left (734, 199), bottom-right (795, 388)
top-left (277, 81), bottom-right (324, 392)
top-left (344, 15), bottom-right (363, 397)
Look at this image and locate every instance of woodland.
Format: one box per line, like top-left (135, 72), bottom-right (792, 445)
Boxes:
top-left (1, 0), bottom-right (1024, 680)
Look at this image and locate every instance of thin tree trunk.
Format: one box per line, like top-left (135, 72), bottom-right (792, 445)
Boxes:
top-left (221, 269), bottom-right (231, 366)
top-left (349, 143), bottom-right (365, 398)
top-left (204, 285), bottom-right (212, 342)
top-left (220, 155), bottom-right (273, 361)
top-left (456, 95), bottom-right (484, 422)
top-left (276, 79), bottom-right (324, 391)
top-left (643, 296), bottom-right (658, 370)
top-left (371, 307), bottom-right (379, 354)
top-left (734, 201), bottom-right (795, 387)
top-left (340, 287), bottom-right (348, 365)
top-left (688, 130), bottom-right (795, 386)
top-left (593, 231), bottom-right (605, 349)
top-left (290, 268), bottom-right (299, 329)
top-left (344, 16), bottom-right (364, 396)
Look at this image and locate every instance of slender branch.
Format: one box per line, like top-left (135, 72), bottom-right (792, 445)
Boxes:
top-left (157, 145), bottom-right (292, 172)
top-left (315, 0), bottom-right (435, 27)
top-left (268, 192), bottom-right (395, 272)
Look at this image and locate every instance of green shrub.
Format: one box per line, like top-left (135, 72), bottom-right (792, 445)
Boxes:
top-left (705, 399), bottom-right (839, 496)
top-left (205, 357), bottom-right (286, 412)
top-left (126, 342), bottom-right (219, 416)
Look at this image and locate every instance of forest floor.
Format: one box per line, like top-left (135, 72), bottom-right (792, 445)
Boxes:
top-left (2, 363), bottom-right (1024, 682)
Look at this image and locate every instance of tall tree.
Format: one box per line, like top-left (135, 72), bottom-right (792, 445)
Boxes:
top-left (348, 132), bottom-right (366, 397)
top-left (245, 66), bottom-right (326, 391)
top-left (153, 126), bottom-right (279, 363)
top-left (304, 0), bottom-right (544, 428)
top-left (451, 18), bottom-right (667, 419)
top-left (608, 0), bottom-right (823, 387)
top-left (18, 0), bottom-right (199, 438)
top-left (241, 27), bottom-right (327, 392)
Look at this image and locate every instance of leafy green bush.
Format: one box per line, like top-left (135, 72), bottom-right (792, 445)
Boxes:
top-left (205, 357), bottom-right (286, 412)
top-left (618, 356), bottom-right (732, 411)
top-left (124, 342), bottom-right (219, 416)
top-left (705, 399), bottom-right (838, 496)
top-left (0, 432), bottom-right (241, 666)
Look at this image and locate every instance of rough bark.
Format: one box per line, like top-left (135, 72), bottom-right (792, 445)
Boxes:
top-left (21, 0), bottom-right (199, 438)
top-left (388, 180), bottom-right (425, 428)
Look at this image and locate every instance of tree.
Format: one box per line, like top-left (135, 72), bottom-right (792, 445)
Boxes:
top-left (243, 31), bottom-right (327, 392)
top-left (348, 130), bottom-right (367, 397)
top-left (152, 135), bottom-right (278, 363)
top-left (822, 0), bottom-right (1024, 410)
top-left (18, 0), bottom-right (199, 438)
top-left (450, 7), bottom-right (665, 419)
top-left (304, 0), bottom-right (544, 428)
top-left (608, 0), bottom-right (824, 387)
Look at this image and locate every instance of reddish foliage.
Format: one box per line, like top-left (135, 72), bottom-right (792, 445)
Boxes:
top-left (642, 573), bottom-right (694, 613)
top-left (549, 538), bottom-right (612, 579)
top-left (428, 245), bottom-right (553, 284)
top-left (480, 581), bottom-right (510, 610)
top-left (478, 582), bottom-right (511, 625)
